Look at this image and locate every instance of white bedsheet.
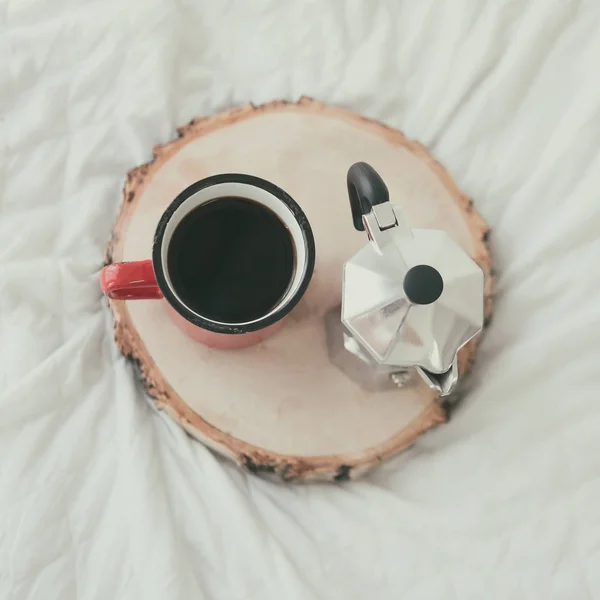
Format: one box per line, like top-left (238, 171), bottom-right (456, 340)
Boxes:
top-left (2, 1), bottom-right (600, 598)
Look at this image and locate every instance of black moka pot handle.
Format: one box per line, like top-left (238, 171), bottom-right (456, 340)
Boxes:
top-left (347, 162), bottom-right (390, 231)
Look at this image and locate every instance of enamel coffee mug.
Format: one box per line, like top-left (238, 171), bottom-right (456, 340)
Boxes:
top-left (101, 174), bottom-right (315, 349)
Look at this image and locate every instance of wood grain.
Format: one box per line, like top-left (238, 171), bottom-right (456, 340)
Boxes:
top-left (104, 98), bottom-right (493, 481)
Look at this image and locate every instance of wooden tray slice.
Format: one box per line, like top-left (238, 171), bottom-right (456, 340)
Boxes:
top-left (105, 98), bottom-right (492, 482)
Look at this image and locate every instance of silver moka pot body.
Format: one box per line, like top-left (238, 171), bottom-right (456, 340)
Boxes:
top-left (326, 163), bottom-right (485, 396)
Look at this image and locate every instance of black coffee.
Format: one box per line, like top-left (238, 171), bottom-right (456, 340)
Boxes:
top-left (167, 197), bottom-right (295, 323)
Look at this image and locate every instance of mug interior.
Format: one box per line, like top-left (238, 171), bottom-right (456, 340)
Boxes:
top-left (154, 177), bottom-right (313, 332)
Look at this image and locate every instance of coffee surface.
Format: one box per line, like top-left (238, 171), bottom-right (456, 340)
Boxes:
top-left (167, 197), bottom-right (295, 323)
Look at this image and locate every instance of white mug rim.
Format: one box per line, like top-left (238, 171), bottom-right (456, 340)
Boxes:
top-left (151, 174), bottom-right (315, 335)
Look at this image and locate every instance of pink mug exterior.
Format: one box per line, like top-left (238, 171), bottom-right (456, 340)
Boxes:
top-left (164, 302), bottom-right (284, 349)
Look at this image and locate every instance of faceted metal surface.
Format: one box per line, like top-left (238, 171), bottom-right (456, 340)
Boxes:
top-left (341, 225), bottom-right (484, 375)
top-left (325, 306), bottom-right (415, 392)
top-left (416, 357), bottom-right (459, 396)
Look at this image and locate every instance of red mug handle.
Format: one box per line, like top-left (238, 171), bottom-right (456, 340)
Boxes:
top-left (100, 260), bottom-right (163, 300)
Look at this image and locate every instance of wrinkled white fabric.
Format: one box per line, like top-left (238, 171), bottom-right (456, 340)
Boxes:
top-left (2, 1), bottom-right (600, 598)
